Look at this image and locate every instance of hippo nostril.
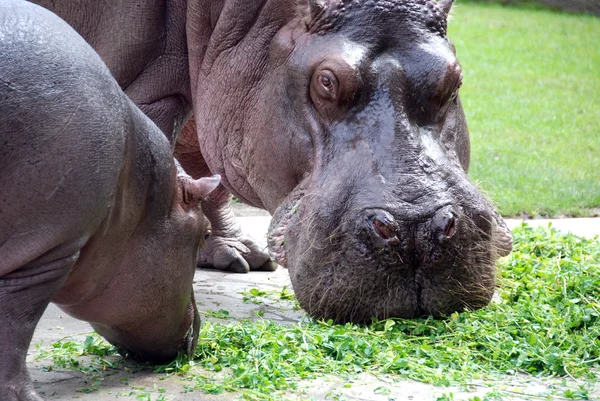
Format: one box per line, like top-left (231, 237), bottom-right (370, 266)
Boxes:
top-left (370, 213), bottom-right (399, 242)
top-left (433, 207), bottom-right (458, 240)
top-left (444, 215), bottom-right (456, 237)
top-left (373, 219), bottom-right (392, 239)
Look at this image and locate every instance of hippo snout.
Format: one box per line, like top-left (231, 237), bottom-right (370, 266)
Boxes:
top-left (271, 192), bottom-right (503, 323)
top-left (359, 204), bottom-right (491, 258)
top-left (365, 204), bottom-right (461, 241)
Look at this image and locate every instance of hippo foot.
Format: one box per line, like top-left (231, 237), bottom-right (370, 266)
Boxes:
top-left (0, 383), bottom-right (44, 401)
top-left (197, 235), bottom-right (278, 273)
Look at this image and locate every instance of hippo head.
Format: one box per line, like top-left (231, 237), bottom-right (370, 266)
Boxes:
top-left (193, 0), bottom-right (512, 323)
top-left (90, 167), bottom-right (221, 362)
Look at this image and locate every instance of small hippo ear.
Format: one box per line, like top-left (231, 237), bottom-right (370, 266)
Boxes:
top-left (179, 175), bottom-right (221, 205)
top-left (437, 0), bottom-right (454, 18)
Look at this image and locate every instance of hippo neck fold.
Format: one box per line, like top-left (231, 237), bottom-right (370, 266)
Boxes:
top-left (186, 0), bottom-right (293, 94)
top-left (187, 0), bottom-right (302, 208)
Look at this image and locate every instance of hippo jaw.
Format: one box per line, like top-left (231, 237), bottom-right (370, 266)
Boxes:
top-left (264, 0), bottom-right (514, 323)
top-left (269, 168), bottom-right (512, 323)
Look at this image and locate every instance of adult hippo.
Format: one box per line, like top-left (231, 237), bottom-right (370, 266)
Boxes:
top-left (26, 0), bottom-right (513, 321)
top-left (0, 1), bottom-right (220, 399)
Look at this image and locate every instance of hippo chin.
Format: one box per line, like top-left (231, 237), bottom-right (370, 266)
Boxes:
top-left (266, 0), bottom-right (513, 322)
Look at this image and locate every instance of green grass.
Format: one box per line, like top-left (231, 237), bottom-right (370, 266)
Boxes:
top-left (37, 226), bottom-right (600, 400)
top-left (448, 3), bottom-right (600, 217)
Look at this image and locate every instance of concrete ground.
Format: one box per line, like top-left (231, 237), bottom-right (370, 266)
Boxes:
top-left (28, 205), bottom-right (600, 401)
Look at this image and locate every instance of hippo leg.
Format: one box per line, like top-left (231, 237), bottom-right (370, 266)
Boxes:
top-left (0, 253), bottom-right (76, 401)
top-left (199, 187), bottom-right (278, 272)
top-left (175, 119), bottom-right (277, 273)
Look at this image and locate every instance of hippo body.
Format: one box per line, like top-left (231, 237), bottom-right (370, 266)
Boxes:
top-left (0, 2), bottom-right (220, 400)
top-left (21, 1), bottom-right (513, 318)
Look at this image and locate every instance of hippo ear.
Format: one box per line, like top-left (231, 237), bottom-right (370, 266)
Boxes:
top-left (179, 175), bottom-right (221, 206)
top-left (437, 0), bottom-right (454, 18)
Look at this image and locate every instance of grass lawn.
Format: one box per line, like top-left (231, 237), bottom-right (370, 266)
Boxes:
top-left (448, 3), bottom-right (600, 217)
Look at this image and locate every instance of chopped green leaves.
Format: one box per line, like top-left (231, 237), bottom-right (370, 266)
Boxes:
top-left (36, 226), bottom-right (600, 400)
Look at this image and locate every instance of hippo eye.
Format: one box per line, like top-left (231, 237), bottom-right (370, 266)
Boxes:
top-left (313, 70), bottom-right (338, 101)
top-left (320, 75), bottom-right (333, 90)
top-left (310, 62), bottom-right (359, 121)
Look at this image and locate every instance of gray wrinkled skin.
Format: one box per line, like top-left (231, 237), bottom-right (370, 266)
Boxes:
top-left (0, 2), bottom-right (219, 400)
top-left (25, 0), bottom-right (512, 322)
top-left (266, 0), bottom-right (513, 322)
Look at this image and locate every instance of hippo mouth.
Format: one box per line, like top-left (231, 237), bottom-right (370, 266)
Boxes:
top-left (267, 186), bottom-right (514, 323)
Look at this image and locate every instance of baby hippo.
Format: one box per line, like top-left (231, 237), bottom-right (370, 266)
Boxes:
top-left (0, 1), bottom-right (219, 400)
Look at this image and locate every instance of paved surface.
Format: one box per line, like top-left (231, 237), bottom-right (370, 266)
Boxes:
top-left (505, 217), bottom-right (600, 239)
top-left (28, 205), bottom-right (600, 400)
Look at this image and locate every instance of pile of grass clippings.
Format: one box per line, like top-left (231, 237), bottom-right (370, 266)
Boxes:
top-left (37, 225), bottom-right (600, 400)
top-left (176, 226), bottom-right (600, 398)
